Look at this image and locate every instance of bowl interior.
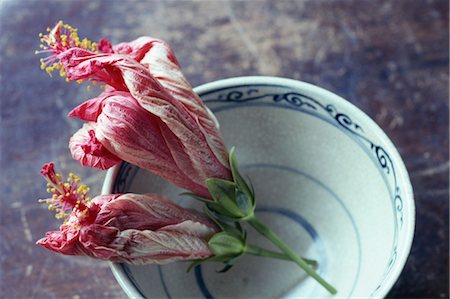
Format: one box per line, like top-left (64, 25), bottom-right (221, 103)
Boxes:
top-left (105, 77), bottom-right (414, 299)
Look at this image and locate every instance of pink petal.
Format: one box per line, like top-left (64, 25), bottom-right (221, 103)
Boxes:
top-left (98, 38), bottom-right (114, 54)
top-left (69, 123), bottom-right (122, 170)
top-left (95, 193), bottom-right (218, 234)
top-left (36, 226), bottom-right (84, 256)
top-left (78, 224), bottom-right (120, 260)
top-left (107, 57), bottom-right (232, 187)
top-left (161, 220), bottom-right (218, 239)
top-left (57, 44), bottom-right (232, 195)
top-left (135, 37), bottom-right (230, 173)
top-left (94, 91), bottom-right (209, 196)
top-left (114, 229), bottom-right (213, 265)
top-left (68, 90), bottom-right (113, 122)
top-left (59, 50), bottom-right (127, 91)
top-left (62, 52), bottom-right (230, 182)
top-left (80, 225), bottom-right (213, 265)
top-left (38, 193), bottom-right (217, 264)
top-left (113, 37), bottom-right (161, 63)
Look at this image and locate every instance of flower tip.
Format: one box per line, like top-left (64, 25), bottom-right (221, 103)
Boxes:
top-left (36, 235), bottom-right (52, 248)
top-left (40, 162), bottom-right (55, 176)
top-left (36, 237), bottom-right (45, 245)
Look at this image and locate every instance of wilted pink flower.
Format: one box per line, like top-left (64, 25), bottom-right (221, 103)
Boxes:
top-left (37, 163), bottom-right (218, 264)
top-left (39, 21), bottom-right (231, 198)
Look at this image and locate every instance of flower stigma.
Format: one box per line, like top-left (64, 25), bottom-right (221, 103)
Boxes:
top-left (39, 162), bottom-right (97, 224)
top-left (36, 21), bottom-right (98, 83)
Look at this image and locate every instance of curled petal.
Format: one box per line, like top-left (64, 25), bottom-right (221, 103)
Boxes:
top-left (135, 37), bottom-right (229, 171)
top-left (78, 224), bottom-right (120, 259)
top-left (60, 50), bottom-right (127, 91)
top-left (161, 220), bottom-right (218, 239)
top-left (56, 41), bottom-right (232, 195)
top-left (80, 225), bottom-right (213, 264)
top-left (61, 53), bottom-right (230, 180)
top-left (113, 37), bottom-right (163, 63)
top-left (69, 123), bottom-right (121, 170)
top-left (95, 92), bottom-right (209, 196)
top-left (40, 162), bottom-right (58, 185)
top-left (95, 193), bottom-right (217, 235)
top-left (112, 58), bottom-right (232, 187)
top-left (98, 38), bottom-right (114, 54)
top-left (37, 193), bottom-right (218, 264)
top-left (36, 226), bottom-right (84, 256)
top-left (68, 90), bottom-right (120, 122)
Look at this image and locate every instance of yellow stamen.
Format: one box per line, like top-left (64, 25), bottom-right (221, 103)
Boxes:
top-left (37, 21), bottom-right (99, 81)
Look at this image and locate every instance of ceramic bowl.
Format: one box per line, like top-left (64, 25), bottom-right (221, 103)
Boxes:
top-left (102, 76), bottom-right (415, 298)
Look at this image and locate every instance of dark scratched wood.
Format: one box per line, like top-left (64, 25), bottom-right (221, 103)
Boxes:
top-left (0, 0), bottom-right (448, 298)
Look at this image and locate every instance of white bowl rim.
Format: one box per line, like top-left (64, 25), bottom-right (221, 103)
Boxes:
top-left (102, 75), bottom-right (415, 299)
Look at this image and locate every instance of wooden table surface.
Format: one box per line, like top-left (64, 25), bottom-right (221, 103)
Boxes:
top-left (1, 0), bottom-right (448, 298)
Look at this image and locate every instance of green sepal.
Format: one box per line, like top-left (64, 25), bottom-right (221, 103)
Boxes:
top-left (187, 229), bottom-right (246, 274)
top-left (247, 178), bottom-right (256, 201)
top-left (229, 147), bottom-right (255, 207)
top-left (208, 232), bottom-right (245, 257)
top-left (216, 257), bottom-right (239, 273)
top-left (206, 202), bottom-right (240, 219)
top-left (206, 178), bottom-right (245, 218)
top-left (179, 192), bottom-right (212, 203)
top-left (203, 205), bottom-right (239, 234)
top-left (187, 258), bottom-right (209, 272)
top-left (235, 190), bottom-right (252, 215)
top-left (187, 256), bottom-right (241, 274)
top-left (206, 178), bottom-right (236, 202)
top-left (205, 202), bottom-right (248, 223)
top-left (187, 255), bottom-right (233, 272)
top-left (234, 220), bottom-right (245, 236)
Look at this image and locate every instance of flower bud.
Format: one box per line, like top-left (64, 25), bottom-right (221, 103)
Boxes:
top-left (208, 232), bottom-right (246, 258)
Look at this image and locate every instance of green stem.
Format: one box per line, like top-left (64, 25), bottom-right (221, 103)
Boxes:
top-left (247, 215), bottom-right (337, 295)
top-left (245, 244), bottom-right (317, 268)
